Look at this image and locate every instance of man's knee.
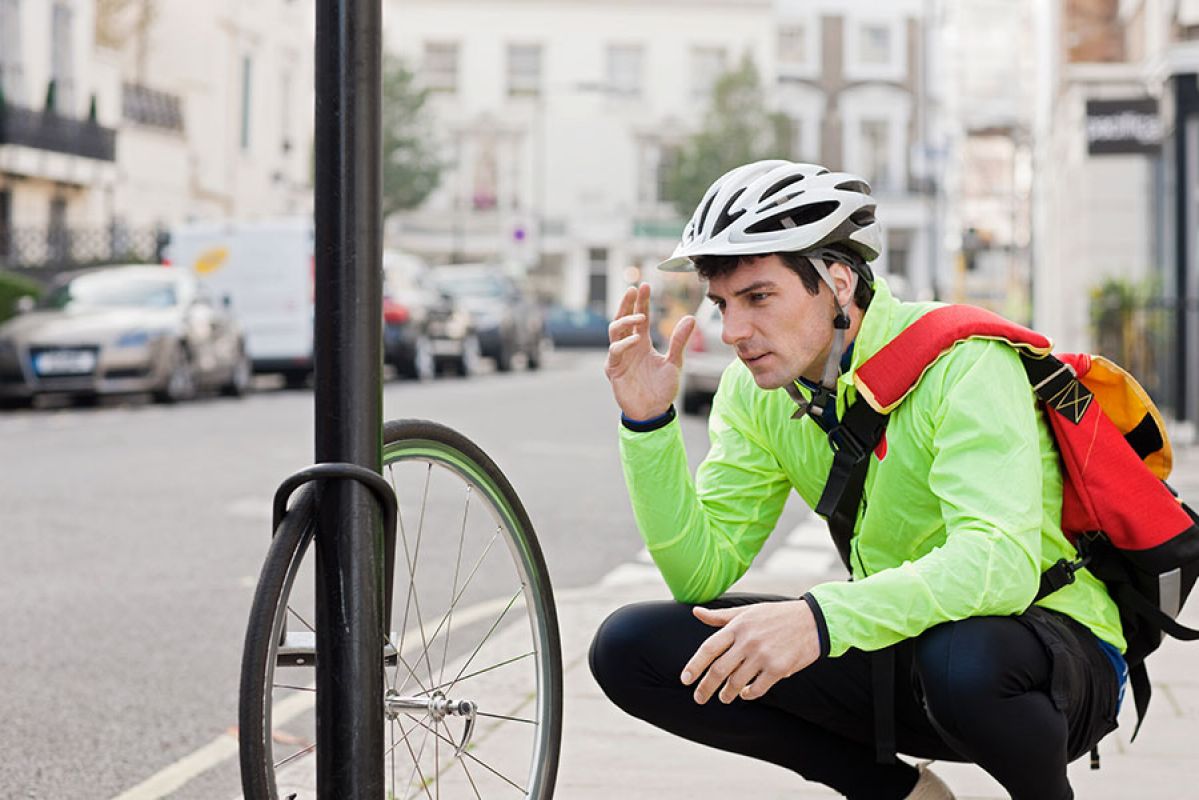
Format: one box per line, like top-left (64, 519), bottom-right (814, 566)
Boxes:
top-left (911, 618), bottom-right (1045, 734)
top-left (589, 602), bottom-right (684, 704)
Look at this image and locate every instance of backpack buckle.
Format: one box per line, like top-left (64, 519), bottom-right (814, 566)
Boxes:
top-left (825, 423), bottom-right (870, 462)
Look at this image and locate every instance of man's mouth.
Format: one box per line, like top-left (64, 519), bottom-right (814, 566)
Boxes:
top-left (740, 352), bottom-right (770, 365)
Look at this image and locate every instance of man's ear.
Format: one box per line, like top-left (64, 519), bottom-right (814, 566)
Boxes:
top-left (827, 261), bottom-right (857, 308)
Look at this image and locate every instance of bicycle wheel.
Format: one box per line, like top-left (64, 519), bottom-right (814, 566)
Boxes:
top-left (240, 419), bottom-right (562, 799)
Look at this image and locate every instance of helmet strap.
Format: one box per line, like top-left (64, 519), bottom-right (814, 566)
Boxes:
top-left (803, 255), bottom-right (852, 422)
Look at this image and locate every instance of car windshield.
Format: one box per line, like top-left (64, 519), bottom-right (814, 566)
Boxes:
top-left (43, 273), bottom-right (179, 310)
top-left (434, 273), bottom-right (508, 298)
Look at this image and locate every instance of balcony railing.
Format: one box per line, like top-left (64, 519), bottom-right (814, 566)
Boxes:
top-left (0, 103), bottom-right (117, 161)
top-left (0, 225), bottom-right (166, 271)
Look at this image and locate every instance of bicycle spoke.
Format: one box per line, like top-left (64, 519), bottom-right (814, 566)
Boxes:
top-left (383, 631), bottom-right (432, 696)
top-left (475, 711), bottom-right (537, 725)
top-left (271, 683), bottom-right (315, 692)
top-left (417, 651), bottom-right (535, 697)
top-left (397, 713), bottom-right (436, 800)
top-left (287, 606), bottom-right (315, 633)
top-left (446, 590), bottom-right (521, 694)
top-left (439, 484), bottom-right (474, 687)
top-left (406, 715), bottom-right (527, 794)
top-left (393, 463), bottom-right (439, 695)
top-left (274, 741), bottom-right (316, 771)
top-left (398, 525), bottom-right (501, 695)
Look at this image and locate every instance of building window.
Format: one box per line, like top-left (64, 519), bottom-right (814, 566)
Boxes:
top-left (0, 188), bottom-right (11, 261)
top-left (422, 41), bottom-right (458, 93)
top-left (588, 247), bottom-right (608, 308)
top-left (859, 23), bottom-right (892, 66)
top-left (50, 1), bottom-right (75, 113)
top-left (606, 44), bottom-right (643, 98)
top-left (689, 46), bottom-right (727, 100)
top-left (859, 118), bottom-right (892, 191)
top-left (280, 69), bottom-right (293, 153)
top-left (507, 44), bottom-right (542, 97)
top-left (240, 55), bottom-right (253, 151)
top-left (47, 196), bottom-right (68, 264)
top-left (122, 83), bottom-right (184, 131)
top-left (0, 0), bottom-right (24, 105)
top-left (772, 23), bottom-right (810, 71)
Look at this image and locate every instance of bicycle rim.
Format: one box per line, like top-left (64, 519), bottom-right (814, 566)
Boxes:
top-left (240, 419), bottom-right (562, 799)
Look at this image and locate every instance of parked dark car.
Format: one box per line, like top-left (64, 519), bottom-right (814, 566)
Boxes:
top-left (430, 264), bottom-right (544, 371)
top-left (544, 305), bottom-right (610, 348)
top-left (382, 251), bottom-right (479, 378)
top-left (0, 264), bottom-right (250, 406)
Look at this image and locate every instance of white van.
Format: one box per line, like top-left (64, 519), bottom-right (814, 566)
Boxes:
top-left (166, 218), bottom-right (314, 386)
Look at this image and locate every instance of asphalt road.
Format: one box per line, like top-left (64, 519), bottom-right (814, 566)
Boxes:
top-left (0, 349), bottom-right (805, 798)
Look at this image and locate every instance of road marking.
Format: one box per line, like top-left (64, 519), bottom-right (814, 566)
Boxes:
top-left (108, 595), bottom-right (519, 800)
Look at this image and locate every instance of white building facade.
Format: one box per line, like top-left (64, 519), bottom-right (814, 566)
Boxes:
top-left (383, 0), bottom-right (777, 313)
top-left (0, 0), bottom-right (315, 271)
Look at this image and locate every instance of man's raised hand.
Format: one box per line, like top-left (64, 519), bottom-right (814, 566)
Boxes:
top-left (604, 283), bottom-right (695, 421)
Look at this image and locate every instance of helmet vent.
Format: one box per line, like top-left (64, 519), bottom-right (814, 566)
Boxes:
top-left (695, 190), bottom-right (719, 239)
top-left (745, 200), bottom-right (839, 235)
top-left (711, 188), bottom-right (747, 235)
top-left (849, 207), bottom-right (876, 227)
top-left (761, 174), bottom-right (806, 204)
top-left (835, 180), bottom-right (870, 194)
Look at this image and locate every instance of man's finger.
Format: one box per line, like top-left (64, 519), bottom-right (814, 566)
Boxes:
top-left (740, 670), bottom-right (781, 701)
top-left (680, 626), bottom-right (733, 687)
top-left (608, 314), bottom-right (646, 344)
top-left (720, 660), bottom-right (762, 704)
top-left (614, 285), bottom-right (637, 321)
top-left (632, 282), bottom-right (651, 320)
top-left (606, 333), bottom-right (642, 366)
top-left (665, 315), bottom-right (697, 368)
top-left (692, 605), bottom-right (740, 627)
top-left (693, 647), bottom-right (744, 705)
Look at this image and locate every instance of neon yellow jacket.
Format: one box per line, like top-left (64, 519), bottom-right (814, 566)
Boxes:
top-left (619, 279), bottom-right (1125, 657)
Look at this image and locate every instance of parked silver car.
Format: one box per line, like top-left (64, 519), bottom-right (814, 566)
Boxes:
top-left (0, 264), bottom-right (250, 406)
top-left (431, 264), bottom-right (544, 372)
top-left (678, 297), bottom-right (735, 415)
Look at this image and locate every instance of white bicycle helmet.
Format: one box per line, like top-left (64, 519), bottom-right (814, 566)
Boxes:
top-left (658, 160), bottom-right (882, 273)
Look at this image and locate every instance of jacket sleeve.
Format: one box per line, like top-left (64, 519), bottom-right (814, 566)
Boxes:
top-left (808, 341), bottom-right (1046, 656)
top-left (618, 375), bottom-right (793, 604)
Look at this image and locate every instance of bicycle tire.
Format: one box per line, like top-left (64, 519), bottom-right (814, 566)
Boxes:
top-left (239, 419), bottom-right (562, 800)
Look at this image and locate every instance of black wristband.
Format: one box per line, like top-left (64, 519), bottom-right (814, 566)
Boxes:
top-left (621, 404), bottom-right (677, 432)
top-left (801, 592), bottom-right (830, 659)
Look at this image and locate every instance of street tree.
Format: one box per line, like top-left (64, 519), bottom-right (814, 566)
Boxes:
top-left (662, 55), bottom-right (792, 218)
top-left (383, 56), bottom-right (443, 218)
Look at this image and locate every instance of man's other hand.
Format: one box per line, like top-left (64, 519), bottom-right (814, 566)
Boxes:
top-left (680, 600), bottom-right (821, 704)
top-left (605, 283), bottom-right (695, 421)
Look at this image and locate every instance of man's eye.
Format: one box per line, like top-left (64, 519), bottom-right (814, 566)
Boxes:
top-left (750, 293), bottom-right (770, 303)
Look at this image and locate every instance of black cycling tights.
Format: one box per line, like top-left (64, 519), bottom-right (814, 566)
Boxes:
top-left (590, 594), bottom-right (1097, 800)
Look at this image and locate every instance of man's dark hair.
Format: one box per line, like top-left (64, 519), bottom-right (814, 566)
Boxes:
top-left (691, 247), bottom-right (875, 310)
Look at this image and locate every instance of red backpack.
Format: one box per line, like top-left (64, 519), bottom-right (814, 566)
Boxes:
top-left (818, 304), bottom-right (1199, 740)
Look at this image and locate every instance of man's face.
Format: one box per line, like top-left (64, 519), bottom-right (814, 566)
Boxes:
top-left (706, 254), bottom-right (837, 389)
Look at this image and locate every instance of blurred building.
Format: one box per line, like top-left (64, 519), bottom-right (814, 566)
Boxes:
top-left (1031, 0), bottom-right (1196, 424)
top-left (938, 0), bottom-right (1038, 320)
top-left (0, 0), bottom-right (314, 273)
top-left (0, 0), bottom-right (118, 268)
top-left (773, 0), bottom-right (941, 301)
top-left (383, 0), bottom-right (777, 312)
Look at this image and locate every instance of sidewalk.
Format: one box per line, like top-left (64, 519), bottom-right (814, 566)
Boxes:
top-left (552, 443), bottom-right (1199, 799)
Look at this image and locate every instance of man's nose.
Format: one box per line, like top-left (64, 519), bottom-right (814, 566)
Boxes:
top-left (721, 309), bottom-right (749, 346)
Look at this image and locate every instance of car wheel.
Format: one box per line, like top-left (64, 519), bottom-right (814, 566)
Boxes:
top-left (495, 339), bottom-right (514, 372)
top-left (527, 336), bottom-right (545, 370)
top-left (455, 334), bottom-right (481, 377)
top-left (398, 335), bottom-right (435, 381)
top-left (155, 343), bottom-right (196, 404)
top-left (282, 369), bottom-right (309, 390)
top-left (221, 347), bottom-right (252, 397)
top-left (0, 396), bottom-right (33, 410)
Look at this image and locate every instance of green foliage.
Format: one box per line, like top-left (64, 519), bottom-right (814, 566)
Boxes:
top-left (661, 55), bottom-right (793, 218)
top-left (0, 271), bottom-right (43, 323)
top-left (382, 56), bottom-right (443, 218)
top-left (1089, 275), bottom-right (1166, 390)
